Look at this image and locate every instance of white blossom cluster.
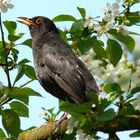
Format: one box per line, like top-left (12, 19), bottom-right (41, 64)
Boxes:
top-left (0, 0), bottom-right (14, 12)
top-left (84, 0), bottom-right (130, 37)
top-left (65, 116), bottom-right (79, 134)
top-left (80, 48), bottom-right (140, 91)
top-left (66, 117), bottom-right (95, 140)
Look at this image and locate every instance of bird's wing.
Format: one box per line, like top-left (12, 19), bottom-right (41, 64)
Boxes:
top-left (42, 47), bottom-right (86, 104)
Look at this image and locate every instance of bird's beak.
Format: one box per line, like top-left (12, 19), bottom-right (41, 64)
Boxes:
top-left (17, 17), bottom-right (35, 26)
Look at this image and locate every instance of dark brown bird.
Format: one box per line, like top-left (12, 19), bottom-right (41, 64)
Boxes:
top-left (18, 16), bottom-right (98, 104)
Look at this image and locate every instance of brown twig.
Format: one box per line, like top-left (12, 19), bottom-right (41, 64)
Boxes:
top-left (0, 12), bottom-right (11, 88)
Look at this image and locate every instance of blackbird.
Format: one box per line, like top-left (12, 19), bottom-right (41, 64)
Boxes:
top-left (18, 16), bottom-right (98, 104)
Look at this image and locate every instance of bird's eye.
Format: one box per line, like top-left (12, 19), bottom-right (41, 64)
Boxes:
top-left (36, 18), bottom-right (43, 24)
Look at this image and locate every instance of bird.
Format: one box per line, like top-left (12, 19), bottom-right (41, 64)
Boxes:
top-left (18, 16), bottom-right (99, 104)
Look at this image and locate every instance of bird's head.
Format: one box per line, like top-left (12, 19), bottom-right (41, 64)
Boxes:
top-left (18, 16), bottom-right (59, 38)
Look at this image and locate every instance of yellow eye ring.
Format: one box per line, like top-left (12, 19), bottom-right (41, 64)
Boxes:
top-left (36, 18), bottom-right (43, 24)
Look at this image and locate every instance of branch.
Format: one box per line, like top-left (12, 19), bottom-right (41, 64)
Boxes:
top-left (96, 113), bottom-right (140, 133)
top-left (0, 63), bottom-right (6, 66)
top-left (108, 132), bottom-right (120, 140)
top-left (0, 12), bottom-right (11, 88)
top-left (18, 120), bottom-right (68, 140)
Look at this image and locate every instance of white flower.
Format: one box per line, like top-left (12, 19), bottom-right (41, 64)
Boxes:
top-left (65, 116), bottom-right (79, 134)
top-left (80, 50), bottom-right (95, 66)
top-left (86, 135), bottom-right (94, 140)
top-left (132, 64), bottom-right (140, 83)
top-left (94, 21), bottom-right (114, 37)
top-left (75, 129), bottom-right (86, 140)
top-left (84, 17), bottom-right (94, 28)
top-left (38, 111), bottom-right (48, 117)
top-left (117, 25), bottom-right (129, 36)
top-left (133, 98), bottom-right (140, 110)
top-left (103, 2), bottom-right (119, 22)
top-left (75, 129), bottom-right (94, 140)
top-left (92, 104), bottom-right (96, 108)
top-left (0, 0), bottom-right (14, 13)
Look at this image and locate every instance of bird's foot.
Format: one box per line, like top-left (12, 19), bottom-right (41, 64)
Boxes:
top-left (55, 112), bottom-right (68, 126)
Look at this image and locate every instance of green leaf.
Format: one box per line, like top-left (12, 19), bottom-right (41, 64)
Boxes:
top-left (77, 7), bottom-right (86, 20)
top-left (60, 101), bottom-right (91, 116)
top-left (127, 86), bottom-right (140, 99)
top-left (106, 39), bottom-right (122, 66)
top-left (10, 101), bottom-right (29, 117)
top-left (59, 30), bottom-right (69, 42)
top-left (77, 38), bottom-right (92, 54)
top-left (11, 87), bottom-right (42, 97)
top-left (18, 58), bottom-right (31, 65)
top-left (11, 48), bottom-right (19, 62)
top-left (9, 90), bottom-right (29, 105)
top-left (24, 65), bottom-right (36, 80)
top-left (13, 66), bottom-right (24, 86)
top-left (13, 63), bottom-right (35, 86)
top-left (77, 37), bottom-right (106, 57)
top-left (104, 83), bottom-right (123, 102)
top-left (70, 20), bottom-right (84, 37)
top-left (130, 130), bottom-right (140, 137)
top-left (95, 108), bottom-right (115, 122)
top-left (3, 21), bottom-right (17, 34)
top-left (8, 33), bottom-right (24, 42)
top-left (126, 11), bottom-right (140, 26)
top-left (15, 59), bottom-right (31, 83)
top-left (98, 98), bottom-right (112, 111)
top-left (63, 134), bottom-right (75, 140)
top-left (0, 128), bottom-right (6, 138)
top-left (21, 39), bottom-right (32, 48)
top-left (91, 39), bottom-right (106, 58)
top-left (0, 41), bottom-right (5, 63)
top-left (88, 93), bottom-right (99, 107)
top-left (104, 83), bottom-right (122, 93)
top-left (9, 87), bottom-right (42, 105)
top-left (108, 29), bottom-right (135, 53)
top-left (119, 104), bottom-right (135, 116)
top-left (2, 109), bottom-right (21, 137)
top-left (106, 91), bottom-right (122, 102)
top-left (52, 15), bottom-right (77, 22)
top-left (8, 34), bottom-right (20, 42)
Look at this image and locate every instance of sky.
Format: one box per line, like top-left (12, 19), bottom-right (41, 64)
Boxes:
top-left (0, 0), bottom-right (140, 139)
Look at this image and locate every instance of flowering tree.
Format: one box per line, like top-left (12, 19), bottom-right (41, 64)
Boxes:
top-left (0, 0), bottom-right (140, 139)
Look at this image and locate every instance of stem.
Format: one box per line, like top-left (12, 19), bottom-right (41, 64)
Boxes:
top-left (20, 79), bottom-right (34, 88)
top-left (0, 63), bottom-right (6, 66)
top-left (109, 132), bottom-right (120, 140)
top-left (0, 12), bottom-right (11, 88)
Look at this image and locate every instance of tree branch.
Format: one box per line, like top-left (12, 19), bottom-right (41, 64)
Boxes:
top-left (96, 113), bottom-right (140, 133)
top-left (18, 120), bottom-right (68, 140)
top-left (17, 112), bottom-right (140, 140)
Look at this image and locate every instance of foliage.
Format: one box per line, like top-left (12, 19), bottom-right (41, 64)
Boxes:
top-left (0, 0), bottom-right (140, 140)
